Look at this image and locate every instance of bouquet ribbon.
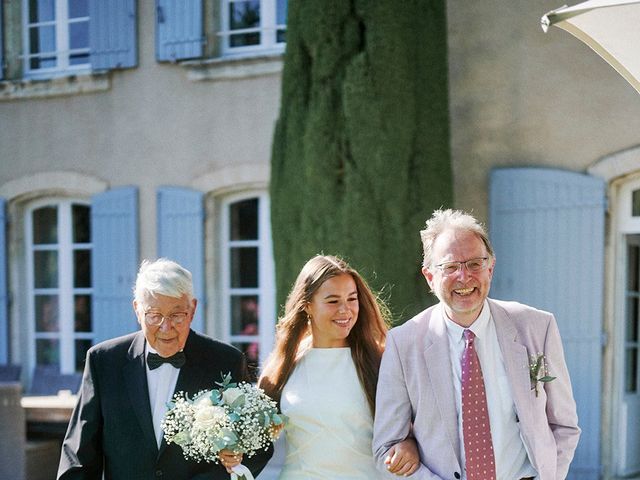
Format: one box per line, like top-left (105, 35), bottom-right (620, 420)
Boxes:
top-left (230, 464), bottom-right (254, 480)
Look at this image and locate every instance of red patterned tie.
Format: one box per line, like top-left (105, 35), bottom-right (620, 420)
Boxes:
top-left (461, 329), bottom-right (496, 480)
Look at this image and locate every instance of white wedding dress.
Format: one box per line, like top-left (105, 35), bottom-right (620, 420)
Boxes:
top-left (278, 347), bottom-right (385, 479)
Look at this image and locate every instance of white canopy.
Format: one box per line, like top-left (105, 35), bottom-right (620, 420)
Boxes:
top-left (541, 0), bottom-right (640, 94)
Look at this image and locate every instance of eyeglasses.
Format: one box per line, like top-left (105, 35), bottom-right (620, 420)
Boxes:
top-left (434, 257), bottom-right (489, 276)
top-left (144, 312), bottom-right (189, 326)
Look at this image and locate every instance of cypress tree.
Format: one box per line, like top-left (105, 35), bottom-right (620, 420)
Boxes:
top-left (271, 0), bottom-right (452, 323)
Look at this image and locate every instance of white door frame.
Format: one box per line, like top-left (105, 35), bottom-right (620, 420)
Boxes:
top-left (613, 175), bottom-right (640, 476)
top-left (589, 148), bottom-right (640, 479)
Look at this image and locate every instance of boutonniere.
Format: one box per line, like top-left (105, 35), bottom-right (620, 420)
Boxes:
top-left (529, 353), bottom-right (556, 397)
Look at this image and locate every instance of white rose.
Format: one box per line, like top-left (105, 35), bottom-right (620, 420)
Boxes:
top-left (194, 405), bottom-right (226, 428)
top-left (222, 387), bottom-right (244, 406)
top-left (194, 395), bottom-right (213, 408)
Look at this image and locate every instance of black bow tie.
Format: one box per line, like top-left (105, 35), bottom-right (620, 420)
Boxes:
top-left (147, 351), bottom-right (186, 370)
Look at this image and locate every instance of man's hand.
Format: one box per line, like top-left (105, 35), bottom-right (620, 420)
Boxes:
top-left (384, 438), bottom-right (420, 476)
top-left (218, 449), bottom-right (243, 474)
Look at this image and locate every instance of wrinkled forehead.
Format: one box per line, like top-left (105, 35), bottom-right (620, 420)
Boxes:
top-left (432, 229), bottom-right (488, 260)
top-left (138, 292), bottom-right (192, 310)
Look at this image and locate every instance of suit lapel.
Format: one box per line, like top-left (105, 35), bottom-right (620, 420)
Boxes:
top-left (423, 309), bottom-right (461, 463)
top-left (490, 301), bottom-right (533, 428)
top-left (123, 332), bottom-right (158, 453)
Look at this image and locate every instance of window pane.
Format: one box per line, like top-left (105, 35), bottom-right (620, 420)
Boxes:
top-left (230, 198), bottom-right (258, 240)
top-left (633, 189), bottom-right (640, 217)
top-left (628, 243), bottom-right (640, 291)
top-left (35, 295), bottom-right (59, 332)
top-left (232, 342), bottom-right (259, 382)
top-left (229, 0), bottom-right (260, 47)
top-left (30, 55), bottom-right (57, 70)
top-left (68, 0), bottom-right (88, 18)
top-left (628, 297), bottom-right (639, 343)
top-left (74, 294), bottom-right (91, 332)
top-left (277, 0), bottom-right (287, 24)
top-left (72, 204), bottom-right (91, 243)
top-left (70, 53), bottom-right (90, 65)
top-left (277, 29), bottom-right (286, 43)
top-left (36, 338), bottom-right (60, 365)
top-left (230, 0), bottom-right (260, 29)
top-left (69, 21), bottom-right (89, 49)
top-left (75, 339), bottom-right (91, 372)
top-left (33, 206), bottom-right (58, 244)
top-left (30, 0), bottom-right (55, 22)
top-left (626, 348), bottom-right (638, 393)
top-left (230, 32), bottom-right (261, 47)
top-left (74, 249), bottom-right (91, 288)
top-left (231, 295), bottom-right (259, 335)
top-left (34, 250), bottom-right (59, 288)
top-left (231, 247), bottom-right (258, 288)
top-left (30, 25), bottom-right (56, 55)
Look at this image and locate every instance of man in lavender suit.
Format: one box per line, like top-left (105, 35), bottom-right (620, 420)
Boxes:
top-left (373, 209), bottom-right (580, 480)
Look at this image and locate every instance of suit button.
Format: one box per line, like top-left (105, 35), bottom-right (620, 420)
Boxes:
top-left (454, 473), bottom-right (461, 479)
top-left (155, 470), bottom-right (163, 477)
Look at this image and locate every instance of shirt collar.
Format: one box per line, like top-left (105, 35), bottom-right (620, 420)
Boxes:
top-left (145, 342), bottom-right (158, 355)
top-left (443, 299), bottom-right (491, 343)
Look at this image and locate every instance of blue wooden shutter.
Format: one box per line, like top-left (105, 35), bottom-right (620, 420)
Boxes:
top-left (490, 168), bottom-right (605, 480)
top-left (0, 2), bottom-right (4, 81)
top-left (156, 0), bottom-right (203, 61)
top-left (0, 198), bottom-right (7, 363)
top-left (89, 0), bottom-right (137, 70)
top-left (157, 187), bottom-right (205, 332)
top-left (91, 187), bottom-right (139, 343)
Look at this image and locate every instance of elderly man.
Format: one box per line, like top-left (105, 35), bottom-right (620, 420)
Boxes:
top-left (58, 258), bottom-right (272, 479)
top-left (373, 209), bottom-right (580, 480)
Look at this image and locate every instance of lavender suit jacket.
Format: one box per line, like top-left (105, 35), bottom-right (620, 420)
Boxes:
top-left (373, 299), bottom-right (580, 480)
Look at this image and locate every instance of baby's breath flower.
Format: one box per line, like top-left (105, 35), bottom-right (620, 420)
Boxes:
top-left (162, 373), bottom-right (287, 463)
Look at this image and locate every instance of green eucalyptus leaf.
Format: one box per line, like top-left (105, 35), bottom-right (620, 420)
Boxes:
top-left (230, 394), bottom-right (246, 409)
top-left (221, 428), bottom-right (238, 444)
top-left (210, 390), bottom-right (221, 404)
top-left (212, 437), bottom-right (227, 450)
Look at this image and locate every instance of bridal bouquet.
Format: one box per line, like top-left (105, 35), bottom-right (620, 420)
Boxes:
top-left (162, 373), bottom-right (285, 477)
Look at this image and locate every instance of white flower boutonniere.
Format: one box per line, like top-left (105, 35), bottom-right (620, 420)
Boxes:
top-left (529, 353), bottom-right (556, 397)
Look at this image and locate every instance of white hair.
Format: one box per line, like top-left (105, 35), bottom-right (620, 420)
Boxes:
top-left (133, 258), bottom-right (193, 303)
top-left (420, 209), bottom-right (494, 267)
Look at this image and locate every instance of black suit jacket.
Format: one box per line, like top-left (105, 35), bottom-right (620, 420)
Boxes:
top-left (57, 329), bottom-right (273, 480)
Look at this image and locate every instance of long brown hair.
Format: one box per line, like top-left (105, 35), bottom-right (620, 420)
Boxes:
top-left (259, 255), bottom-right (389, 415)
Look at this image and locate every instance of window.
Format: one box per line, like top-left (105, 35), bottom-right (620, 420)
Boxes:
top-left (26, 199), bottom-right (93, 373)
top-left (23, 0), bottom-right (90, 78)
top-left (221, 193), bottom-right (275, 381)
top-left (633, 189), bottom-right (640, 217)
top-left (220, 0), bottom-right (287, 56)
top-left (626, 236), bottom-right (640, 393)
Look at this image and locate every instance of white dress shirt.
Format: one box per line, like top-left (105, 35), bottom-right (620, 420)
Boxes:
top-left (442, 301), bottom-right (538, 480)
top-left (145, 345), bottom-right (181, 448)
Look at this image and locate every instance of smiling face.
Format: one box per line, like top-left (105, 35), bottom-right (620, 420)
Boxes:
top-left (305, 273), bottom-right (359, 348)
top-left (133, 292), bottom-right (196, 357)
top-left (422, 228), bottom-right (495, 327)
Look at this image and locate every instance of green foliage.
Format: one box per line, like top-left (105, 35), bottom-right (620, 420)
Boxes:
top-left (271, 0), bottom-right (452, 324)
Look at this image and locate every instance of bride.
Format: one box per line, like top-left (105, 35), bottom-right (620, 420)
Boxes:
top-left (259, 255), bottom-right (419, 478)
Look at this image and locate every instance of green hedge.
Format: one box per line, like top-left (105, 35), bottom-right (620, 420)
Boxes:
top-left (271, 0), bottom-right (452, 323)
